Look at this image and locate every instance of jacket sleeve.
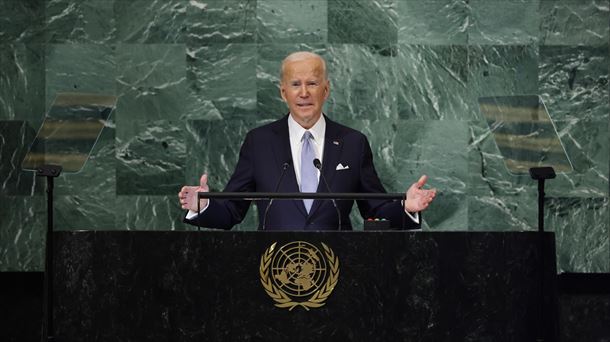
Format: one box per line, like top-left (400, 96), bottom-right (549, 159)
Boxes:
top-left (355, 135), bottom-right (421, 230)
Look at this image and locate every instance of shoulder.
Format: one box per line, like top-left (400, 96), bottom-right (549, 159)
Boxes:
top-left (325, 116), bottom-right (368, 143)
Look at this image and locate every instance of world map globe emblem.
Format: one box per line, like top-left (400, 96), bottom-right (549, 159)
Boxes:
top-left (271, 241), bottom-right (327, 297)
top-left (260, 241), bottom-right (340, 310)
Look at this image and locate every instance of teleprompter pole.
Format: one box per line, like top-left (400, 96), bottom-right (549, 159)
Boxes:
top-left (37, 165), bottom-right (62, 342)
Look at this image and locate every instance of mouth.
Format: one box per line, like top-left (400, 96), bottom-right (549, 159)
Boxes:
top-left (296, 103), bottom-right (313, 108)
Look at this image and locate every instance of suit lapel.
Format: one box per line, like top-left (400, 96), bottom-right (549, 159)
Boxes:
top-left (270, 115), bottom-right (308, 217)
top-left (309, 117), bottom-right (343, 217)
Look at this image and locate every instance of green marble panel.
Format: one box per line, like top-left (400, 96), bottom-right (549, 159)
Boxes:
top-left (0, 195), bottom-right (45, 271)
top-left (186, 43), bottom-right (257, 120)
top-left (325, 44), bottom-right (398, 120)
top-left (115, 44), bottom-right (186, 123)
top-left (549, 119), bottom-right (609, 197)
top-left (186, 0), bottom-right (256, 44)
top-left (45, 44), bottom-right (116, 109)
top-left (0, 44), bottom-right (45, 122)
top-left (328, 0), bottom-right (397, 44)
top-left (185, 119), bottom-right (267, 231)
top-left (0, 121), bottom-right (42, 196)
top-left (257, 0), bottom-right (327, 43)
top-left (114, 0), bottom-right (186, 43)
top-left (467, 193), bottom-right (537, 231)
top-left (256, 43), bottom-right (326, 118)
top-left (343, 119), bottom-right (469, 230)
top-left (547, 197), bottom-right (609, 273)
top-left (116, 120), bottom-right (185, 195)
top-left (540, 46), bottom-right (609, 121)
top-left (468, 45), bottom-right (539, 119)
top-left (396, 44), bottom-right (474, 120)
top-left (397, 0), bottom-right (468, 45)
top-left (115, 195), bottom-right (191, 231)
top-left (540, 0), bottom-right (610, 46)
top-left (469, 0), bottom-right (539, 45)
top-left (0, 0), bottom-right (44, 43)
top-left (45, 0), bottom-right (115, 44)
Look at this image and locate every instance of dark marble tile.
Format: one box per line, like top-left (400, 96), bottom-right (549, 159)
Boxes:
top-left (397, 0), bottom-right (469, 45)
top-left (53, 231), bottom-right (558, 341)
top-left (0, 0), bottom-right (44, 43)
top-left (115, 44), bottom-right (186, 122)
top-left (114, 0), bottom-right (186, 44)
top-left (0, 44), bottom-right (45, 122)
top-left (559, 293), bottom-right (610, 342)
top-left (328, 0), bottom-right (397, 45)
top-left (186, 0), bottom-right (257, 44)
top-left (115, 120), bottom-right (185, 195)
top-left (540, 45), bottom-right (609, 121)
top-left (396, 44), bottom-right (475, 120)
top-left (469, 0), bottom-right (540, 45)
top-left (185, 43), bottom-right (257, 120)
top-left (256, 0), bottom-right (327, 43)
top-left (0, 120), bottom-right (43, 196)
top-left (44, 0), bottom-right (115, 44)
top-left (539, 0), bottom-right (610, 46)
top-left (0, 196), bottom-right (45, 271)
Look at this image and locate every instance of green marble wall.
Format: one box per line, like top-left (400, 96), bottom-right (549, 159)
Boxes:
top-left (0, 0), bottom-right (608, 274)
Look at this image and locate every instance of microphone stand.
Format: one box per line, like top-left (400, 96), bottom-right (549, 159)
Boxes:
top-left (314, 159), bottom-right (341, 230)
top-left (262, 162), bottom-right (291, 230)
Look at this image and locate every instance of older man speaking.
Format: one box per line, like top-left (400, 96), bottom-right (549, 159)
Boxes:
top-left (178, 51), bottom-right (435, 230)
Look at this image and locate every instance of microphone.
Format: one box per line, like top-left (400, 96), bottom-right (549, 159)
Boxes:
top-left (313, 158), bottom-right (341, 231)
top-left (262, 161), bottom-right (291, 230)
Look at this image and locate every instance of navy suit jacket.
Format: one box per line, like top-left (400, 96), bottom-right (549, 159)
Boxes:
top-left (184, 115), bottom-right (420, 230)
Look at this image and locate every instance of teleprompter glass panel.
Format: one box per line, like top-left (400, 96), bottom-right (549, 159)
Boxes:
top-left (478, 95), bottom-right (573, 175)
top-left (22, 93), bottom-right (117, 173)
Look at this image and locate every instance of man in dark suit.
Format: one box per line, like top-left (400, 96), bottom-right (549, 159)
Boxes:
top-left (179, 51), bottom-right (436, 230)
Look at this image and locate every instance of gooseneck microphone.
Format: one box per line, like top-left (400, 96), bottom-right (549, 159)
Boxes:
top-left (313, 158), bottom-right (341, 230)
top-left (262, 161), bottom-right (291, 230)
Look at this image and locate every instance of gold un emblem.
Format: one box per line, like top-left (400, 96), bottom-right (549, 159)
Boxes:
top-left (260, 241), bottom-right (339, 311)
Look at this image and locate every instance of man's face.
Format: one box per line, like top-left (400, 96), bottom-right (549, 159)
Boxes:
top-left (280, 58), bottom-right (330, 129)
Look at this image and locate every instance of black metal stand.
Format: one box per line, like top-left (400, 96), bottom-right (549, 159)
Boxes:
top-left (37, 165), bottom-right (62, 342)
top-left (529, 166), bottom-right (556, 342)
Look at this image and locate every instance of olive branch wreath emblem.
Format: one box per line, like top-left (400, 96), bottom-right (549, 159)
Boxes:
top-left (259, 242), bottom-right (339, 311)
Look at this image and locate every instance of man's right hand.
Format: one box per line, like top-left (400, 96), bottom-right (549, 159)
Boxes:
top-left (178, 174), bottom-right (210, 212)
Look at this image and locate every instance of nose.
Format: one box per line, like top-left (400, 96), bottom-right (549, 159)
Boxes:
top-left (298, 84), bottom-right (309, 98)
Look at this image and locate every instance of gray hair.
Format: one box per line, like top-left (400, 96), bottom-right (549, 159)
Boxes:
top-left (280, 51), bottom-right (328, 81)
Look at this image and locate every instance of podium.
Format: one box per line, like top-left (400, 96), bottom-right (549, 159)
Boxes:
top-left (53, 231), bottom-right (558, 341)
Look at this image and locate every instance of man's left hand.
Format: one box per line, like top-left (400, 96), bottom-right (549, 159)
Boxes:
top-left (404, 175), bottom-right (436, 213)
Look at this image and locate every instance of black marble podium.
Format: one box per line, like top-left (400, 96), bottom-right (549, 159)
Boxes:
top-left (53, 231), bottom-right (558, 341)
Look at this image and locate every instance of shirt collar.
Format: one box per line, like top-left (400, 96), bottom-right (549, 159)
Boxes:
top-left (288, 113), bottom-right (326, 142)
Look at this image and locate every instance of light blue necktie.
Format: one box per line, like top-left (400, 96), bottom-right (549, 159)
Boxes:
top-left (300, 131), bottom-right (318, 213)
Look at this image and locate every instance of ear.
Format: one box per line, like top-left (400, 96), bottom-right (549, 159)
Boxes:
top-left (323, 80), bottom-right (330, 100)
top-left (279, 83), bottom-right (287, 102)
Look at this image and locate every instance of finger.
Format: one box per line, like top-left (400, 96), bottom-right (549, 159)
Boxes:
top-left (416, 175), bottom-right (428, 188)
top-left (200, 173), bottom-right (208, 187)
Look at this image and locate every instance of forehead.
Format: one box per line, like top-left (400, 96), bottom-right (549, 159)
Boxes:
top-left (282, 58), bottom-right (325, 80)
